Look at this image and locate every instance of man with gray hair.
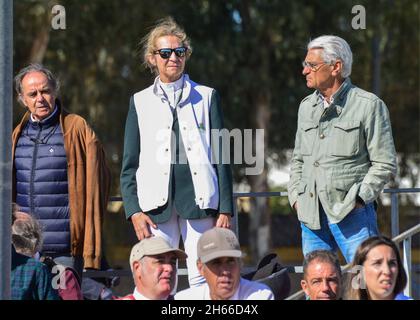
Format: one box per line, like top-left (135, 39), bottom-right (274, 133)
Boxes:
top-left (288, 35), bottom-right (397, 263)
top-left (12, 64), bottom-right (111, 277)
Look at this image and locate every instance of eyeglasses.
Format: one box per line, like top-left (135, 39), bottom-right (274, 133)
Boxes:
top-left (153, 47), bottom-right (188, 59)
top-left (302, 61), bottom-right (329, 72)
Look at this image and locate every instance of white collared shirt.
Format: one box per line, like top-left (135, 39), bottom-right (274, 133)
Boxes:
top-left (174, 277), bottom-right (274, 300)
top-left (158, 75), bottom-right (184, 109)
top-left (30, 104), bottom-right (58, 122)
top-left (132, 288), bottom-right (152, 300)
top-left (319, 81), bottom-right (346, 109)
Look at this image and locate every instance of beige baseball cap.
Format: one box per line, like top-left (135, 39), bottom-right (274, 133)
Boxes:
top-left (129, 237), bottom-right (187, 270)
top-left (197, 227), bottom-right (242, 264)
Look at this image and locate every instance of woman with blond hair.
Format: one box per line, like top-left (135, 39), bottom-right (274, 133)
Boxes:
top-left (120, 17), bottom-right (233, 288)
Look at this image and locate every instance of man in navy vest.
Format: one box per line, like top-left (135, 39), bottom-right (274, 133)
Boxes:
top-left (12, 64), bottom-right (111, 279)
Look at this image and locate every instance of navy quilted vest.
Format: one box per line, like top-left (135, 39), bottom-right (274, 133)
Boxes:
top-left (15, 107), bottom-right (70, 254)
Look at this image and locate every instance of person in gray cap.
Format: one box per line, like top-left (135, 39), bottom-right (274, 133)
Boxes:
top-left (175, 227), bottom-right (274, 300)
top-left (116, 236), bottom-right (187, 300)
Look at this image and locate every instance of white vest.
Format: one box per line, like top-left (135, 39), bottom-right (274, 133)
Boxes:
top-left (134, 75), bottom-right (219, 212)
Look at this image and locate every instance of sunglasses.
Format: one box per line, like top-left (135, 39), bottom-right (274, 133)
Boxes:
top-left (153, 47), bottom-right (188, 59)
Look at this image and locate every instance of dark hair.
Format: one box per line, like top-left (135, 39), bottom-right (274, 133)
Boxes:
top-left (303, 250), bottom-right (342, 279)
top-left (345, 236), bottom-right (407, 300)
top-left (14, 63), bottom-right (60, 97)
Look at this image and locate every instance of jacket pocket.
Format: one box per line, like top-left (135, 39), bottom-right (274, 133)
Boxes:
top-left (296, 181), bottom-right (312, 224)
top-left (329, 177), bottom-right (357, 203)
top-left (330, 121), bottom-right (360, 156)
top-left (297, 181), bottom-right (307, 195)
top-left (300, 121), bottom-right (318, 156)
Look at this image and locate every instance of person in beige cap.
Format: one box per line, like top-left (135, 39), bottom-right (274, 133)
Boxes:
top-left (175, 228), bottom-right (274, 300)
top-left (116, 236), bottom-right (187, 300)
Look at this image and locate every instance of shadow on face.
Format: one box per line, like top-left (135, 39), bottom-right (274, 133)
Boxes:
top-left (198, 257), bottom-right (241, 300)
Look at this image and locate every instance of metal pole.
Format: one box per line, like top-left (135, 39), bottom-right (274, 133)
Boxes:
top-left (391, 192), bottom-right (399, 238)
top-left (0, 0), bottom-right (13, 300)
top-left (232, 195), bottom-right (239, 237)
top-left (403, 237), bottom-right (412, 297)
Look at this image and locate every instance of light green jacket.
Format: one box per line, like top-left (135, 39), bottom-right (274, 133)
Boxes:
top-left (288, 78), bottom-right (397, 230)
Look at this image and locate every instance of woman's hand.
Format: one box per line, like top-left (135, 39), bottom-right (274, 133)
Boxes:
top-left (131, 212), bottom-right (157, 240)
top-left (215, 213), bottom-right (231, 229)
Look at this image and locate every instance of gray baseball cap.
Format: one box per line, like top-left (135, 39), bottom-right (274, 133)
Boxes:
top-left (130, 237), bottom-right (187, 270)
top-left (197, 227), bottom-right (242, 264)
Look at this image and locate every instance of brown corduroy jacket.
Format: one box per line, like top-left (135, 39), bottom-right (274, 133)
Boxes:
top-left (12, 104), bottom-right (111, 269)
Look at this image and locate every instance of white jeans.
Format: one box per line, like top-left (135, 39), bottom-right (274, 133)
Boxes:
top-left (151, 206), bottom-right (214, 288)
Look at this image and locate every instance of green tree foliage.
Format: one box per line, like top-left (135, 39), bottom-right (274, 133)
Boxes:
top-left (13, 0), bottom-right (419, 263)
